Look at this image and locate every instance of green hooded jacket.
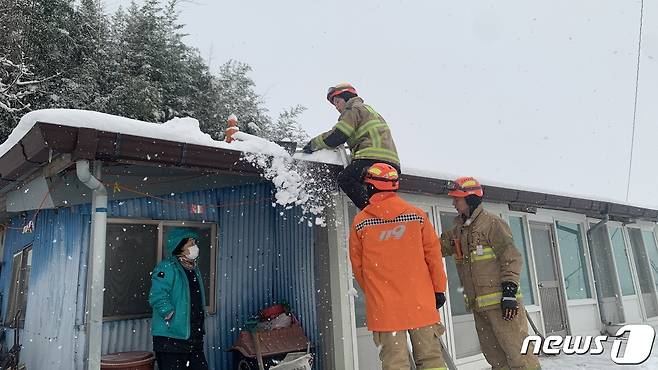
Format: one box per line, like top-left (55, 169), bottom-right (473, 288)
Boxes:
top-left (149, 228), bottom-right (206, 340)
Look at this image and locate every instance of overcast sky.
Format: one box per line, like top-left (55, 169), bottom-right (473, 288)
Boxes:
top-left (107, 0), bottom-right (658, 209)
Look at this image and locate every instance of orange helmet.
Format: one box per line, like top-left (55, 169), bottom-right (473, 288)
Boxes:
top-left (327, 83), bottom-right (357, 103)
top-left (446, 177), bottom-right (483, 198)
top-left (364, 163), bottom-right (399, 191)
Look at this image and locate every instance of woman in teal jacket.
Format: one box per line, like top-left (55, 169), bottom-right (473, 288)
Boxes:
top-left (149, 228), bottom-right (208, 370)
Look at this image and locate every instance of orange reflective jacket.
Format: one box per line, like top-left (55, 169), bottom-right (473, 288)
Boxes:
top-left (349, 192), bottom-right (447, 332)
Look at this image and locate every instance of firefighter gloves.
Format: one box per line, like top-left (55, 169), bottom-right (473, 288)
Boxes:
top-left (435, 292), bottom-right (446, 309)
top-left (302, 141), bottom-right (314, 154)
top-left (501, 281), bottom-right (519, 320)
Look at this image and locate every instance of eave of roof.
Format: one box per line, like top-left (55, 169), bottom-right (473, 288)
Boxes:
top-left (0, 122), bottom-right (656, 222)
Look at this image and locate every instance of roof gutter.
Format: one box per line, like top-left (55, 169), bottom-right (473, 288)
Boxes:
top-left (76, 160), bottom-right (107, 370)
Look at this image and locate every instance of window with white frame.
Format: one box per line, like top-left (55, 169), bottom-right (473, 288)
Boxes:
top-left (628, 228), bottom-right (658, 317)
top-left (508, 216), bottom-right (535, 305)
top-left (588, 224), bottom-right (617, 299)
top-left (555, 221), bottom-right (592, 300)
top-left (103, 220), bottom-right (217, 320)
top-left (608, 226), bottom-right (636, 296)
top-left (5, 245), bottom-right (32, 328)
top-left (639, 230), bottom-right (658, 293)
top-left (439, 211), bottom-right (468, 316)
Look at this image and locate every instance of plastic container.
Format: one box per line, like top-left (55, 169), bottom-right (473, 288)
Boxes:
top-left (260, 304), bottom-right (286, 321)
top-left (269, 353), bottom-right (313, 370)
top-left (100, 351), bottom-right (155, 370)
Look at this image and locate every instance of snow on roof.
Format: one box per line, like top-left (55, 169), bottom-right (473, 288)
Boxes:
top-left (0, 109), bottom-right (289, 158)
top-left (406, 166), bottom-right (658, 211)
top-left (292, 150), bottom-right (344, 166)
top-left (3, 109), bottom-right (655, 211)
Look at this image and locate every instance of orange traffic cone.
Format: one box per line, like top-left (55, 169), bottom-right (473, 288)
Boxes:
top-left (225, 114), bottom-right (239, 143)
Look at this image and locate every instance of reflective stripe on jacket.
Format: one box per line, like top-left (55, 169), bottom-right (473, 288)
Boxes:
top-left (310, 97), bottom-right (399, 165)
top-left (440, 206), bottom-right (522, 311)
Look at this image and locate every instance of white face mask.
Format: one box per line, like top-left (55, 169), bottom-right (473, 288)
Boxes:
top-left (186, 245), bottom-right (199, 261)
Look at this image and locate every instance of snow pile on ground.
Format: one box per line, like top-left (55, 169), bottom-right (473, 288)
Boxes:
top-left (235, 131), bottom-right (334, 226)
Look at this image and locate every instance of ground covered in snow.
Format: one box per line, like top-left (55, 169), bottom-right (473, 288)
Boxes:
top-left (538, 340), bottom-right (657, 370)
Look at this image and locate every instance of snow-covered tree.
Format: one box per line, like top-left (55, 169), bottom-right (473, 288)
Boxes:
top-left (205, 60), bottom-right (272, 139)
top-left (57, 0), bottom-right (112, 111)
top-left (0, 0), bottom-right (309, 145)
top-left (265, 105), bottom-right (309, 144)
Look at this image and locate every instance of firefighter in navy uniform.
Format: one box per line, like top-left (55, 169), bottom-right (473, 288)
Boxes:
top-left (440, 177), bottom-right (541, 370)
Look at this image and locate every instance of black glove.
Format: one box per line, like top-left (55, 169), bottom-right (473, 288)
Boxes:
top-left (435, 292), bottom-right (446, 309)
top-left (302, 141), bottom-right (314, 154)
top-left (501, 281), bottom-right (519, 321)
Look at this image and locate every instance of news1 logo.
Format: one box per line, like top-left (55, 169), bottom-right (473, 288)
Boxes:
top-left (521, 324), bottom-right (655, 365)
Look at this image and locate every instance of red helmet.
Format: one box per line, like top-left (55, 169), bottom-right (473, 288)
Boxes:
top-left (327, 83), bottom-right (357, 103)
top-left (446, 177), bottom-right (483, 198)
top-left (364, 163), bottom-right (399, 191)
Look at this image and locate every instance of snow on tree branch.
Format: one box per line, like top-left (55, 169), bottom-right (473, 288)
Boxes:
top-left (0, 51), bottom-right (57, 113)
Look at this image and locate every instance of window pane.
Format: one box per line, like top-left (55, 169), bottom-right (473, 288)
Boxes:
top-left (589, 224), bottom-right (616, 298)
top-left (530, 224), bottom-right (557, 282)
top-left (104, 223), bottom-right (158, 318)
top-left (6, 246), bottom-right (32, 328)
top-left (440, 212), bottom-right (467, 316)
top-left (6, 252), bottom-right (22, 326)
top-left (162, 225), bottom-right (214, 309)
top-left (641, 231), bottom-right (658, 293)
top-left (509, 217), bottom-right (534, 305)
top-left (628, 229), bottom-right (658, 317)
top-left (556, 222), bottom-right (592, 299)
top-left (609, 227), bottom-right (635, 296)
top-left (18, 248), bottom-right (32, 327)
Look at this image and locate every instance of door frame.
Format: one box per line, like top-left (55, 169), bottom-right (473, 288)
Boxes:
top-left (624, 223), bottom-right (658, 323)
top-left (586, 219), bottom-right (629, 324)
top-left (608, 221), bottom-right (644, 322)
top-left (528, 220), bottom-right (572, 336)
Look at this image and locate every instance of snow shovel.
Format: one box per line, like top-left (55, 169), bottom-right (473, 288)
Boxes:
top-left (439, 339), bottom-right (458, 370)
top-left (525, 307), bottom-right (545, 340)
top-left (337, 145), bottom-right (350, 168)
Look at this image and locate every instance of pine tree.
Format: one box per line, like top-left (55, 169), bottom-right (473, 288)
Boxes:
top-left (0, 0), bottom-right (70, 139)
top-left (0, 0), bottom-right (309, 146)
top-left (206, 60), bottom-right (273, 139)
top-left (265, 105), bottom-right (309, 144)
top-left (58, 0), bottom-right (111, 111)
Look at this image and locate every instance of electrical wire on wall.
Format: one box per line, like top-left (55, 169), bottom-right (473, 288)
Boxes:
top-left (626, 0), bottom-right (645, 202)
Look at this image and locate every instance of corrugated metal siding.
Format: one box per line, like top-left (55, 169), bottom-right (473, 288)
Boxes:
top-left (213, 183), bottom-right (277, 369)
top-left (273, 207), bottom-right (318, 358)
top-left (102, 318), bottom-right (152, 354)
top-left (1, 182), bottom-right (319, 370)
top-left (1, 207), bottom-right (91, 370)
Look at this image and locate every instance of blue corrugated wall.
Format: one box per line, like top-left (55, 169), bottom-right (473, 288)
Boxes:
top-left (0, 182), bottom-right (318, 370)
